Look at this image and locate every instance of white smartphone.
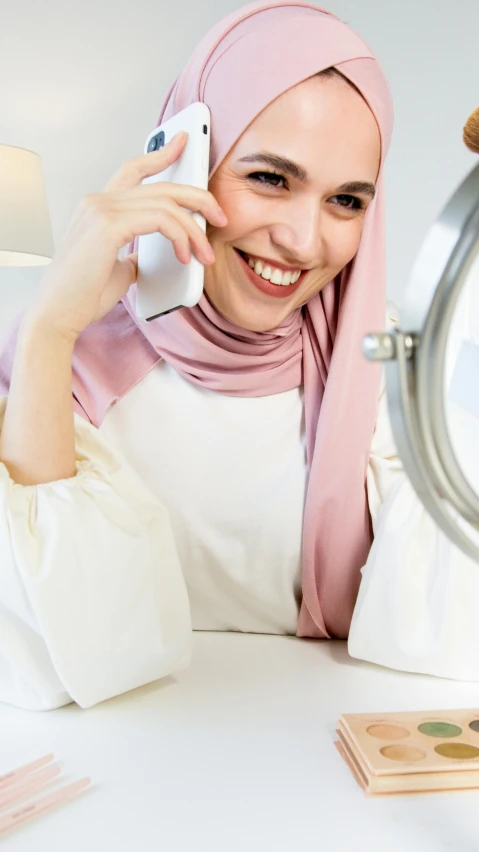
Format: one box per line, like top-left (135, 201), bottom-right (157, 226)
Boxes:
top-left (136, 102), bottom-right (211, 322)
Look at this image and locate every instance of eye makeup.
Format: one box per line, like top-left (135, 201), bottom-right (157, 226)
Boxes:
top-left (246, 171), bottom-right (366, 211)
top-left (335, 708), bottom-right (479, 795)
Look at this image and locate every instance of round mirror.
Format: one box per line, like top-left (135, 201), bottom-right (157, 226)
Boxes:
top-left (363, 109), bottom-right (479, 563)
top-left (445, 246), bottom-right (479, 505)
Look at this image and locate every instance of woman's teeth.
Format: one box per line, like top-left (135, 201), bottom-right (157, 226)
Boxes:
top-left (244, 254), bottom-right (301, 285)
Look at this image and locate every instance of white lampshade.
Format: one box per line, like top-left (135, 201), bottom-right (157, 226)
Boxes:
top-left (0, 144), bottom-right (54, 266)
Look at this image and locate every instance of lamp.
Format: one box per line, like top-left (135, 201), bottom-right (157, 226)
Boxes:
top-left (0, 144), bottom-right (54, 266)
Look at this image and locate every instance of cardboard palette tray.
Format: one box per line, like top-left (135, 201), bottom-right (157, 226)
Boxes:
top-left (335, 709), bottom-right (479, 795)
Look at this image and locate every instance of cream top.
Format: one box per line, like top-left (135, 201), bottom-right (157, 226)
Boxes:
top-left (100, 362), bottom-right (306, 636)
top-left (2, 303), bottom-right (479, 711)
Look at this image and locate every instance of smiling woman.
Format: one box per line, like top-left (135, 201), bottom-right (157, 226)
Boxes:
top-left (205, 68), bottom-right (381, 331)
top-left (0, 0), bottom-right (476, 713)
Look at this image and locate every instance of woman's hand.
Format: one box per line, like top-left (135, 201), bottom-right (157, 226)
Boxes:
top-left (26, 132), bottom-right (227, 343)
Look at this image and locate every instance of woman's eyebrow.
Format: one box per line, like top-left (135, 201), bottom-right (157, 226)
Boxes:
top-left (335, 180), bottom-right (376, 199)
top-left (237, 152), bottom-right (308, 181)
top-left (237, 151), bottom-right (376, 198)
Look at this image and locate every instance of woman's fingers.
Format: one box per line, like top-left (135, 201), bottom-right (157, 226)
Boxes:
top-left (25, 131), bottom-right (226, 340)
top-left (116, 199), bottom-right (215, 264)
top-left (157, 202), bottom-right (215, 264)
top-left (113, 192), bottom-right (217, 251)
top-left (104, 131), bottom-right (226, 227)
top-left (110, 182), bottom-right (227, 228)
top-left (104, 132), bottom-right (188, 192)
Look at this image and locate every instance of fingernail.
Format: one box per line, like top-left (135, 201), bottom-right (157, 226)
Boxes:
top-left (170, 131), bottom-right (187, 143)
top-left (216, 209), bottom-right (228, 224)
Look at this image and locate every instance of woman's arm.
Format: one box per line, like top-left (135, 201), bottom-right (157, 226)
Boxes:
top-left (0, 313), bottom-right (77, 485)
top-left (0, 400), bottom-right (192, 710)
top-left (0, 131), bottom-right (225, 488)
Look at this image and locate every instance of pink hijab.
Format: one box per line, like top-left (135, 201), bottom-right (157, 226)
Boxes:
top-left (0, 0), bottom-right (394, 639)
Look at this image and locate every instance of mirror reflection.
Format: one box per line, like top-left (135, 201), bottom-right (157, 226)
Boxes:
top-left (445, 246), bottom-right (479, 501)
top-left (363, 107), bottom-right (479, 563)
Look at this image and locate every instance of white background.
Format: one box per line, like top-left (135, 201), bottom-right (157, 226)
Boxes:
top-left (0, 0), bottom-right (478, 334)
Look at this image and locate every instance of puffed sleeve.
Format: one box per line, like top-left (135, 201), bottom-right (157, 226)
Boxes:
top-left (0, 397), bottom-right (192, 711)
top-left (348, 300), bottom-right (479, 681)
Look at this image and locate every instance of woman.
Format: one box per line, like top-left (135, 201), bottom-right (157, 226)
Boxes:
top-left (0, 1), bottom-right (475, 711)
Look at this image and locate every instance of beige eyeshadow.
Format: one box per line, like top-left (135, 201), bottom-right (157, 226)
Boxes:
top-left (366, 724), bottom-right (410, 740)
top-left (380, 745), bottom-right (426, 762)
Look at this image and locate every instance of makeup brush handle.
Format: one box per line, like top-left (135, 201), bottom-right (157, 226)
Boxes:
top-left (0, 764), bottom-right (61, 809)
top-left (0, 754), bottom-right (54, 790)
top-left (0, 777), bottom-right (91, 835)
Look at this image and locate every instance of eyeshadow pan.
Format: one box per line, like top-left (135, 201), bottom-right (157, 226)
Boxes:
top-left (380, 745), bottom-right (426, 762)
top-left (469, 720), bottom-right (479, 733)
top-left (366, 724), bottom-right (409, 740)
top-left (418, 722), bottom-right (462, 738)
top-left (435, 743), bottom-right (479, 760)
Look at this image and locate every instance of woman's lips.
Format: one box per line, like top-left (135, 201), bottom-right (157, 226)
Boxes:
top-left (234, 249), bottom-right (304, 299)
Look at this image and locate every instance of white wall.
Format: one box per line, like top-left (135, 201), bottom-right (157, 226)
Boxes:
top-left (1, 0), bottom-right (478, 335)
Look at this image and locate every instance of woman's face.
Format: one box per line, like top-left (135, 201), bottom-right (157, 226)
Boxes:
top-left (204, 73), bottom-right (381, 332)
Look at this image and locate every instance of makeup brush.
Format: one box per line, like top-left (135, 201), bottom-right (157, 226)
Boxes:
top-left (463, 107), bottom-right (479, 153)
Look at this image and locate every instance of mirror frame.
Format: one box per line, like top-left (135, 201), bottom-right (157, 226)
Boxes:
top-left (363, 162), bottom-right (479, 560)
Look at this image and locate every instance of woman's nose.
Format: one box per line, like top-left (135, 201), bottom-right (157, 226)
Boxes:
top-left (269, 198), bottom-right (324, 266)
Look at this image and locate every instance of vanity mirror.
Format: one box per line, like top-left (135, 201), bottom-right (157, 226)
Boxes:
top-left (363, 108), bottom-right (479, 562)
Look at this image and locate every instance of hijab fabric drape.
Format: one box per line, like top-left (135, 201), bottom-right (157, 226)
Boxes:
top-left (0, 1), bottom-right (394, 639)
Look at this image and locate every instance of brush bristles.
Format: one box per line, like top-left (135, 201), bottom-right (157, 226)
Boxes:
top-left (463, 108), bottom-right (479, 153)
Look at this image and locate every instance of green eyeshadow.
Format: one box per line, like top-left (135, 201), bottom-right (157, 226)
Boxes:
top-left (418, 722), bottom-right (462, 738)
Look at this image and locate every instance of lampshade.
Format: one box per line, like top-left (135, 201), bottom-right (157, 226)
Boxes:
top-left (0, 144), bottom-right (54, 266)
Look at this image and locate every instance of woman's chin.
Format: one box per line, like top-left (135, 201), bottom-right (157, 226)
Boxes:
top-left (204, 289), bottom-right (292, 331)
top-left (204, 278), bottom-right (301, 331)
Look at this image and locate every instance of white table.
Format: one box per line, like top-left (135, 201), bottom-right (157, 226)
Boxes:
top-left (2, 633), bottom-right (479, 851)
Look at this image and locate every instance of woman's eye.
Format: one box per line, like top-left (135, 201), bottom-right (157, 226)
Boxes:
top-left (331, 194), bottom-right (364, 212)
top-left (247, 171), bottom-right (287, 188)
top-left (246, 177), bottom-right (365, 212)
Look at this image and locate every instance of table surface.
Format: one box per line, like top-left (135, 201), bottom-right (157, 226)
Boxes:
top-left (2, 633), bottom-right (479, 851)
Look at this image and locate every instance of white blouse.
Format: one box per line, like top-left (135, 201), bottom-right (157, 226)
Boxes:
top-left (100, 362), bottom-right (306, 637)
top-left (2, 302), bottom-right (479, 711)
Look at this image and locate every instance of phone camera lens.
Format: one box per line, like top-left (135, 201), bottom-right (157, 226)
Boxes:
top-left (147, 131), bottom-right (165, 153)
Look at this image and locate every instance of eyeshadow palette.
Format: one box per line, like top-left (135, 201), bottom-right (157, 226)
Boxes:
top-left (335, 709), bottom-right (479, 795)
